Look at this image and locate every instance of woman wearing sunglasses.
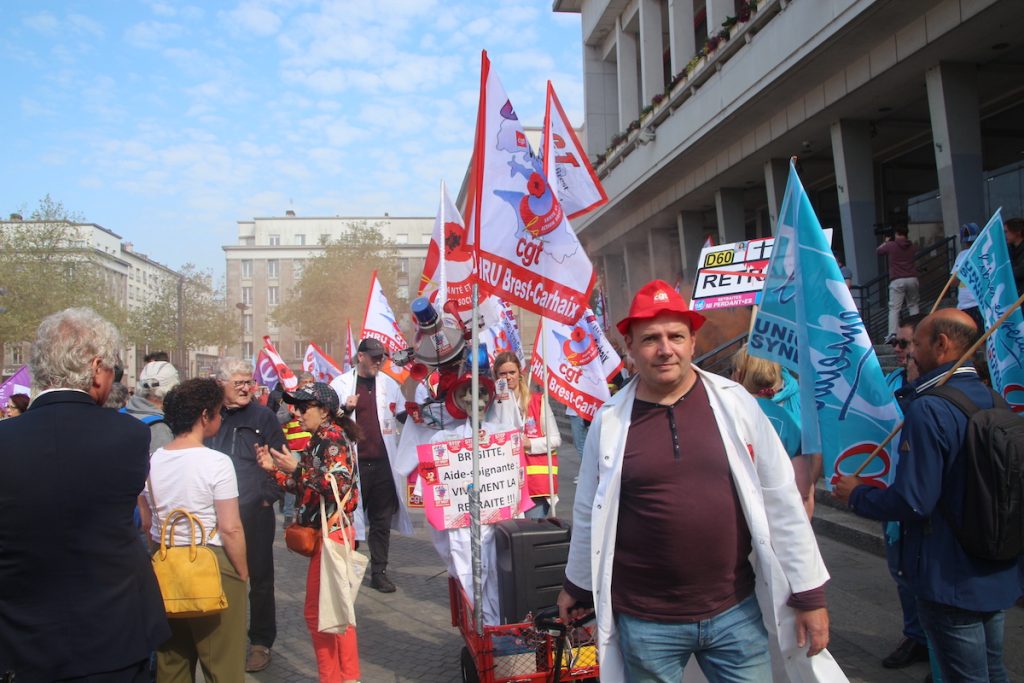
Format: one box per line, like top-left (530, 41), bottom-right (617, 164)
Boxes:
top-left (257, 382), bottom-right (362, 683)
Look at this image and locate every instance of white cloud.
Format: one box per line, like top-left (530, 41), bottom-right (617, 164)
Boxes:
top-left (222, 2), bottom-right (282, 37)
top-left (67, 14), bottom-right (105, 38)
top-left (23, 12), bottom-right (59, 35)
top-left (124, 21), bottom-right (184, 49)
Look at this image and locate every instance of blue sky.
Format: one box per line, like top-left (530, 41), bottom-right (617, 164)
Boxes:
top-left (2, 1), bottom-right (584, 279)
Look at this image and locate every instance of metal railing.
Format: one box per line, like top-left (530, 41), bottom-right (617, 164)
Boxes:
top-left (850, 236), bottom-right (956, 341)
top-left (695, 332), bottom-right (749, 377)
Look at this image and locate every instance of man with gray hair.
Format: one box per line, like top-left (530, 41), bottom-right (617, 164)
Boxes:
top-left (0, 308), bottom-right (169, 682)
top-left (205, 357), bottom-right (287, 673)
top-left (124, 360), bottom-right (179, 453)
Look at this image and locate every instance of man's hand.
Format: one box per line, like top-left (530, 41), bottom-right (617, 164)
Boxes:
top-left (831, 475), bottom-right (864, 505)
top-left (345, 395), bottom-right (358, 411)
top-left (556, 588), bottom-right (593, 625)
top-left (255, 444), bottom-right (275, 472)
top-left (795, 607), bottom-right (829, 657)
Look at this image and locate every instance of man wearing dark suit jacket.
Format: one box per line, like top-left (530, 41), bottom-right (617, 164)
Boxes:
top-left (0, 308), bottom-right (170, 682)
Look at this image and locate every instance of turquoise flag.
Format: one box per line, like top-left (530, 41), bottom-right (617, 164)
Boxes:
top-left (750, 161), bottom-right (903, 488)
top-left (954, 209), bottom-right (1024, 412)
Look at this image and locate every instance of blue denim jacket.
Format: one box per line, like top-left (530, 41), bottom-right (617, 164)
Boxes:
top-left (849, 361), bottom-right (1021, 612)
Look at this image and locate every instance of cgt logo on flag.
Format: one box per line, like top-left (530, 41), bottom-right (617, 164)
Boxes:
top-left (562, 325), bottom-right (599, 368)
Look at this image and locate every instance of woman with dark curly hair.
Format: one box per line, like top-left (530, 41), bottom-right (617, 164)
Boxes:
top-left (257, 381), bottom-right (361, 683)
top-left (138, 378), bottom-right (249, 682)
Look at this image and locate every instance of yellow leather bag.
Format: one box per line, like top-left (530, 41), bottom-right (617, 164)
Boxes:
top-left (152, 508), bottom-right (228, 619)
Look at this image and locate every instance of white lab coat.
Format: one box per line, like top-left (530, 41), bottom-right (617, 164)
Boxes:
top-left (566, 366), bottom-right (847, 682)
top-left (329, 369), bottom-right (413, 539)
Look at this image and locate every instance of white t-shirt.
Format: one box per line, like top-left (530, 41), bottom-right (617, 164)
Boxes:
top-left (145, 446), bottom-right (239, 547)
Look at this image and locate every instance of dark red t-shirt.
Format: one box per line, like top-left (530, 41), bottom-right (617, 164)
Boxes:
top-left (611, 376), bottom-right (756, 622)
top-left (355, 374), bottom-right (386, 461)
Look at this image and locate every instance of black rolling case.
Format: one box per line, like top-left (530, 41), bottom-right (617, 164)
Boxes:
top-left (494, 517), bottom-right (572, 624)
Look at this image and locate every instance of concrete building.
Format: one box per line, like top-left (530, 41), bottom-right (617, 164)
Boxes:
top-left (553, 0), bottom-right (1024, 343)
top-left (223, 212), bottom-right (431, 366)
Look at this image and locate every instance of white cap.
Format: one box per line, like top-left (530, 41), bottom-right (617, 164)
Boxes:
top-left (138, 361), bottom-right (180, 398)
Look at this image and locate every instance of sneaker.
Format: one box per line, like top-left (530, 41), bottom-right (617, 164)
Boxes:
top-left (245, 645), bottom-right (272, 673)
top-left (882, 637), bottom-right (928, 669)
top-left (371, 572), bottom-right (397, 593)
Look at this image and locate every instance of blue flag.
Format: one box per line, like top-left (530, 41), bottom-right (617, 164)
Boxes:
top-left (750, 161), bottom-right (903, 488)
top-left (954, 209), bottom-right (1024, 412)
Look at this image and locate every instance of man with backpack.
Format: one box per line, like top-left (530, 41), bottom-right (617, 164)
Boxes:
top-left (124, 361), bottom-right (179, 454)
top-left (834, 308), bottom-right (1022, 682)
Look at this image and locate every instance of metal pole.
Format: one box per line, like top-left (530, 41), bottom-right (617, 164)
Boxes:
top-left (469, 282), bottom-right (483, 635)
top-left (540, 319), bottom-right (556, 517)
top-left (176, 276), bottom-right (185, 376)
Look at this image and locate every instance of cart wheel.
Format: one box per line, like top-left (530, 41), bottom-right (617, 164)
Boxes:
top-left (460, 646), bottom-right (480, 683)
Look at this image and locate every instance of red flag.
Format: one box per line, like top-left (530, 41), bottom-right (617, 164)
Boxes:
top-left (419, 181), bottom-right (475, 314)
top-left (262, 336), bottom-right (297, 390)
top-left (543, 81), bottom-right (607, 220)
top-left (343, 321), bottom-right (356, 372)
top-left (303, 342), bottom-right (343, 384)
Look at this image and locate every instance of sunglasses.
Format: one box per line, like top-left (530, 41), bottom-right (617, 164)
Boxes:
top-left (297, 403), bottom-right (322, 414)
top-left (890, 339), bottom-right (910, 349)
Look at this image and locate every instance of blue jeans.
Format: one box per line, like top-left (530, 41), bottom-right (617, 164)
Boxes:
top-left (616, 593), bottom-right (770, 683)
top-left (569, 415), bottom-right (590, 455)
top-left (916, 598), bottom-right (1008, 683)
top-left (524, 497), bottom-right (550, 519)
top-left (884, 524), bottom-right (925, 644)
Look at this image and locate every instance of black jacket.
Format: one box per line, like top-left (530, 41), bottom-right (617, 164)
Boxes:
top-left (205, 401), bottom-right (287, 508)
top-left (0, 390), bottom-right (170, 681)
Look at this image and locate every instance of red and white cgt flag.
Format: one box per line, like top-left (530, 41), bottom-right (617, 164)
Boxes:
top-left (360, 271), bottom-right (410, 384)
top-left (529, 309), bottom-right (623, 421)
top-left (419, 180), bottom-right (475, 315)
top-left (343, 320), bottom-right (357, 372)
top-left (466, 51), bottom-right (595, 325)
top-left (543, 81), bottom-right (607, 221)
top-left (304, 342), bottom-right (343, 384)
top-left (262, 336), bottom-right (297, 390)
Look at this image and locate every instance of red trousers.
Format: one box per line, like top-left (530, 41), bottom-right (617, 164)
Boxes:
top-left (305, 529), bottom-right (360, 682)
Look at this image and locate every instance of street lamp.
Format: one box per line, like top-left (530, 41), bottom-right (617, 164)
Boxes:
top-left (236, 302), bottom-right (249, 358)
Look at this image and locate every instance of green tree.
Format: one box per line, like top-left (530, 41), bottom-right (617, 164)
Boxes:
top-left (126, 264), bottom-right (237, 354)
top-left (0, 195), bottom-right (126, 347)
top-left (272, 222), bottom-right (402, 349)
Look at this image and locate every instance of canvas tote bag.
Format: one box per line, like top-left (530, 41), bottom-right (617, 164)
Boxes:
top-left (317, 472), bottom-right (369, 633)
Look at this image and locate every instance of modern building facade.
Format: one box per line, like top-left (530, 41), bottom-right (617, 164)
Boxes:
top-left (223, 212), bottom-right (431, 366)
top-left (554, 0), bottom-right (1024, 343)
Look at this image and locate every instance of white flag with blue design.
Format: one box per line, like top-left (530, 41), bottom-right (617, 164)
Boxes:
top-left (954, 209), bottom-right (1024, 412)
top-left (750, 161), bottom-right (903, 488)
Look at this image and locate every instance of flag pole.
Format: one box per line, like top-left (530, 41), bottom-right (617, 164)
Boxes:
top-left (469, 282), bottom-right (483, 636)
top-left (850, 289), bottom-right (1024, 478)
top-left (540, 318), bottom-right (556, 518)
top-left (929, 273), bottom-right (958, 314)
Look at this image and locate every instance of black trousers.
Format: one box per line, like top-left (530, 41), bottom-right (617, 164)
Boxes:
top-left (54, 658), bottom-right (149, 682)
top-left (359, 459), bottom-right (399, 575)
top-left (240, 502), bottom-right (277, 648)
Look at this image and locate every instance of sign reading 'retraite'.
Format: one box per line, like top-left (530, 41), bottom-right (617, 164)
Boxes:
top-left (689, 238), bottom-right (774, 312)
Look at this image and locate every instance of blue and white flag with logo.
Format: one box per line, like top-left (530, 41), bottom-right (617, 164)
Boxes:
top-left (954, 209), bottom-right (1024, 412)
top-left (750, 161), bottom-right (902, 488)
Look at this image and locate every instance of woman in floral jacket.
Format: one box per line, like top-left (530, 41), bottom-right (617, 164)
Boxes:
top-left (258, 381), bottom-right (361, 683)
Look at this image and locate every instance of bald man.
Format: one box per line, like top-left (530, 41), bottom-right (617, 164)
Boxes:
top-left (834, 309), bottom-right (1019, 682)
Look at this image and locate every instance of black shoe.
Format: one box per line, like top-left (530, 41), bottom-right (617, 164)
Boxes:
top-left (882, 637), bottom-right (929, 669)
top-left (371, 573), bottom-right (396, 593)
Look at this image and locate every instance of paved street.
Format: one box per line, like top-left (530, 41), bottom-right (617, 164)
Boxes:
top-left (245, 441), bottom-right (1024, 682)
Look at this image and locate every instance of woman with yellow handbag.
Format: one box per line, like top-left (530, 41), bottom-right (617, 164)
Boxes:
top-left (138, 378), bottom-right (249, 682)
top-left (258, 381), bottom-right (362, 683)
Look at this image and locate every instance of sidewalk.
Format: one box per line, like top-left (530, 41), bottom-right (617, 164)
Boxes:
top-left (247, 441), bottom-right (1024, 682)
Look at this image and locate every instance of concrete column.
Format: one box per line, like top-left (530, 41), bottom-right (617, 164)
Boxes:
top-left (584, 45), bottom-right (619, 156)
top-left (705, 0), bottom-right (733, 38)
top-left (622, 245), bottom-right (633, 295)
top-left (715, 188), bottom-right (746, 244)
top-left (626, 241), bottom-right (653, 290)
top-left (639, 0), bottom-right (664, 105)
top-left (926, 62), bottom-right (985, 238)
top-left (668, 0), bottom-right (697, 75)
top-left (763, 158), bottom-right (789, 234)
top-left (616, 18), bottom-right (640, 129)
top-left (603, 252), bottom-right (629, 328)
top-left (677, 211), bottom-right (706, 286)
top-left (831, 120), bottom-right (879, 284)
top-left (648, 227), bottom-right (682, 284)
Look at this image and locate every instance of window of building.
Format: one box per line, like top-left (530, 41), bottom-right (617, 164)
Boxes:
top-left (397, 285), bottom-right (409, 299)
top-left (6, 343), bottom-right (24, 365)
top-left (242, 260), bottom-right (253, 278)
top-left (396, 233), bottom-right (408, 244)
top-left (241, 236), bottom-right (255, 246)
top-left (320, 234), bottom-right (330, 244)
top-left (295, 234), bottom-right (306, 246)
top-left (268, 286), bottom-right (279, 305)
top-left (242, 286), bottom-right (252, 305)
top-left (421, 233), bottom-right (432, 244)
top-left (243, 314), bottom-right (253, 333)
top-left (293, 261), bottom-right (304, 279)
top-left (242, 341), bottom-right (254, 359)
top-left (294, 340), bottom-right (305, 357)
top-left (269, 234), bottom-right (281, 246)
top-left (267, 259), bottom-right (279, 279)
top-left (398, 258), bottom-right (409, 273)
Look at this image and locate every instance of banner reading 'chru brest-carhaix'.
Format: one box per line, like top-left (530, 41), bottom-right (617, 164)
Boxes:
top-left (360, 271), bottom-right (410, 384)
top-left (750, 160), bottom-right (902, 489)
top-left (466, 51), bottom-right (595, 325)
top-left (954, 209), bottom-right (1024, 412)
top-left (529, 309), bottom-right (623, 421)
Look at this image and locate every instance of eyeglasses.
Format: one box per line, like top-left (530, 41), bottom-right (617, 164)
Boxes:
top-left (231, 379), bottom-right (256, 389)
top-left (890, 339), bottom-right (910, 349)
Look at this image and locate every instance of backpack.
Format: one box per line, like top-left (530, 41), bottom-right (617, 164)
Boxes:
top-left (925, 385), bottom-right (1024, 561)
